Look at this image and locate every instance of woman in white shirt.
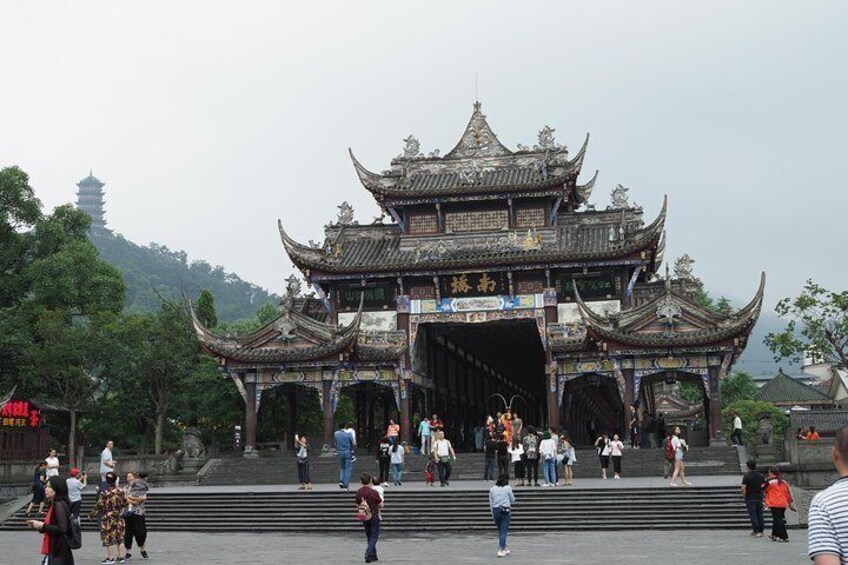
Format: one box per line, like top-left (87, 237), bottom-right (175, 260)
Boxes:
top-left (609, 434), bottom-right (625, 479)
top-left (390, 442), bottom-right (405, 486)
top-left (669, 426), bottom-right (692, 486)
top-left (507, 439), bottom-right (525, 487)
top-left (560, 434), bottom-right (577, 486)
top-left (538, 432), bottom-right (558, 487)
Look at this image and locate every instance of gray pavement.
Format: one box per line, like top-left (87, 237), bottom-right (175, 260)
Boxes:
top-left (0, 529), bottom-right (809, 564)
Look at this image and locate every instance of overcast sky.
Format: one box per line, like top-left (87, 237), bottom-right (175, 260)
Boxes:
top-left (2, 1), bottom-right (846, 312)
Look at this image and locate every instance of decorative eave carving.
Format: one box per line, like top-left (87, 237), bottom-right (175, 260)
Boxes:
top-left (575, 271), bottom-right (766, 348)
top-left (355, 330), bottom-right (408, 361)
top-left (190, 292), bottom-right (364, 364)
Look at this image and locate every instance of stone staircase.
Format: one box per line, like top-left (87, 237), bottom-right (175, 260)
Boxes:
top-left (199, 446), bottom-right (741, 486)
top-left (0, 484), bottom-right (767, 533)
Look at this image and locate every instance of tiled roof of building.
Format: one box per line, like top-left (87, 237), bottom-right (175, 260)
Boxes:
top-left (790, 410), bottom-right (848, 434)
top-left (349, 102), bottom-right (594, 204)
top-left (754, 370), bottom-right (834, 405)
top-left (575, 272), bottom-right (765, 349)
top-left (280, 197), bottom-right (665, 276)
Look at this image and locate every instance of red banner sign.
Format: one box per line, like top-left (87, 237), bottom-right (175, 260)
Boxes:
top-left (0, 400), bottom-right (41, 428)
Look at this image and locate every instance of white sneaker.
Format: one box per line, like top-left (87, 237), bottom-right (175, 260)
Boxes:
top-left (504, 549), bottom-right (511, 555)
top-left (497, 550), bottom-right (506, 557)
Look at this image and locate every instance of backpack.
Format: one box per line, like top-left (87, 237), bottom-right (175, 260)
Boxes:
top-left (65, 505), bottom-right (82, 550)
top-left (665, 438), bottom-right (676, 461)
top-left (356, 499), bottom-right (373, 521)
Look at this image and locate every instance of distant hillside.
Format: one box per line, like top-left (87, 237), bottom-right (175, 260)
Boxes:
top-left (90, 231), bottom-right (279, 322)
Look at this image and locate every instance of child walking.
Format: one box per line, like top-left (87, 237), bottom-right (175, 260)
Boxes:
top-left (424, 453), bottom-right (437, 487)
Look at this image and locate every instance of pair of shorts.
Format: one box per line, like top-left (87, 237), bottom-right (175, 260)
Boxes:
top-left (31, 485), bottom-right (45, 504)
top-left (599, 455), bottom-right (610, 469)
top-left (675, 450), bottom-right (684, 461)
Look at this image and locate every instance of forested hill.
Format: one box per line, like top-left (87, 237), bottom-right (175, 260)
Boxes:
top-left (90, 231), bottom-right (279, 322)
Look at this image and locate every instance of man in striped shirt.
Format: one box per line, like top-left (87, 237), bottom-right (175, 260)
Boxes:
top-left (808, 425), bottom-right (848, 564)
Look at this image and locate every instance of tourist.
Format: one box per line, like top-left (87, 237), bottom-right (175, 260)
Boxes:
top-left (522, 426), bottom-right (540, 487)
top-left (123, 471), bottom-right (149, 560)
top-left (386, 419), bottom-right (400, 446)
top-left (630, 407), bottom-right (639, 449)
top-left (495, 433), bottom-right (510, 480)
top-left (508, 436), bottom-right (525, 486)
top-left (334, 422), bottom-right (355, 491)
top-left (424, 452), bottom-right (437, 486)
top-left (539, 431), bottom-right (557, 487)
top-left (390, 442), bottom-right (405, 486)
top-left (488, 474), bottom-right (515, 558)
top-left (669, 426), bottom-right (692, 487)
top-left (429, 414), bottom-right (444, 435)
top-left (45, 448), bottom-right (60, 479)
top-left (808, 425), bottom-right (848, 563)
top-left (26, 461), bottom-right (48, 516)
top-left (610, 433), bottom-right (625, 479)
top-left (513, 411), bottom-right (523, 442)
top-left (764, 466), bottom-right (794, 542)
top-left (100, 440), bottom-right (116, 491)
top-left (740, 460), bottom-right (765, 538)
top-left (27, 475), bottom-right (74, 565)
top-left (502, 409), bottom-right (514, 445)
top-left (432, 430), bottom-right (457, 486)
top-left (355, 473), bottom-right (383, 563)
top-left (795, 428), bottom-right (807, 441)
top-left (89, 471), bottom-right (128, 564)
top-left (483, 432), bottom-right (497, 481)
top-left (66, 468), bottom-right (87, 520)
top-left (662, 430), bottom-right (675, 480)
top-left (595, 432), bottom-right (611, 480)
top-left (730, 411), bottom-right (744, 447)
top-left (418, 416), bottom-right (432, 456)
top-left (377, 436), bottom-right (391, 486)
top-left (371, 474), bottom-right (385, 502)
top-left (560, 433), bottom-right (576, 486)
top-left (295, 433), bottom-right (312, 490)
top-left (806, 426), bottom-right (821, 441)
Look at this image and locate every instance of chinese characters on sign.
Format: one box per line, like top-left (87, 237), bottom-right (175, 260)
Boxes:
top-left (0, 400), bottom-right (41, 429)
top-left (441, 272), bottom-right (507, 298)
top-left (339, 284), bottom-right (394, 309)
top-left (559, 275), bottom-right (616, 300)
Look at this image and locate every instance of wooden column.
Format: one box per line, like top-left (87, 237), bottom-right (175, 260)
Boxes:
top-left (400, 376), bottom-right (412, 444)
top-left (243, 373), bottom-right (258, 455)
top-left (287, 389), bottom-right (299, 449)
top-left (322, 379), bottom-right (334, 449)
top-left (546, 363), bottom-right (560, 431)
top-left (708, 366), bottom-right (723, 443)
top-left (622, 367), bottom-right (634, 438)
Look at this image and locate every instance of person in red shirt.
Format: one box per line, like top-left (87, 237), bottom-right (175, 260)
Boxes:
top-left (429, 414), bottom-right (444, 437)
top-left (764, 466), bottom-right (795, 542)
top-left (355, 474), bottom-right (383, 563)
top-left (806, 426), bottom-right (821, 441)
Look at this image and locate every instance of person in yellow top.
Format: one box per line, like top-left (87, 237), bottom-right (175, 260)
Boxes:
top-left (501, 409), bottom-right (514, 445)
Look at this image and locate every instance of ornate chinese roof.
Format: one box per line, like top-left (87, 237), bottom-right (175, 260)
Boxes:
top-left (349, 102), bottom-right (593, 206)
top-left (191, 278), bottom-right (406, 364)
top-left (575, 271), bottom-right (765, 349)
top-left (280, 196), bottom-right (666, 277)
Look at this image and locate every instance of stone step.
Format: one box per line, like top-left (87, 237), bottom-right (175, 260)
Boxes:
top-left (0, 484), bottom-right (769, 532)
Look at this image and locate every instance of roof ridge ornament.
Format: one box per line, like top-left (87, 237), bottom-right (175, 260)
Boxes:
top-left (534, 125), bottom-right (559, 151)
top-left (400, 135), bottom-right (423, 160)
top-left (673, 254), bottom-right (695, 281)
top-left (334, 201), bottom-right (356, 226)
top-left (444, 101), bottom-right (512, 159)
top-left (609, 184), bottom-right (630, 209)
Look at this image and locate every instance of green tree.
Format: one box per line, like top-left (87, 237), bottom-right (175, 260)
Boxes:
top-left (195, 289), bottom-right (218, 328)
top-left (721, 371), bottom-right (759, 406)
top-left (765, 280), bottom-right (848, 370)
top-left (722, 400), bottom-right (789, 441)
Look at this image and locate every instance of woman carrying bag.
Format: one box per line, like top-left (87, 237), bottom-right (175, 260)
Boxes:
top-left (27, 476), bottom-right (75, 565)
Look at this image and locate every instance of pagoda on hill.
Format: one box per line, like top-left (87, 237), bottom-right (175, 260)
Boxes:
top-left (76, 171), bottom-right (109, 232)
top-left (193, 102), bottom-right (765, 452)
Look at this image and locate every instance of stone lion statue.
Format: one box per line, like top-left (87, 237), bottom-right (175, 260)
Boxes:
top-left (756, 415), bottom-right (775, 445)
top-left (181, 426), bottom-right (207, 459)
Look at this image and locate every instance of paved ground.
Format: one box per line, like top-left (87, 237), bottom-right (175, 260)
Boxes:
top-left (0, 529), bottom-right (809, 564)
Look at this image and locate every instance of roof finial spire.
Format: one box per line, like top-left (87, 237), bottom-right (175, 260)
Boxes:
top-left (475, 73), bottom-right (479, 104)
